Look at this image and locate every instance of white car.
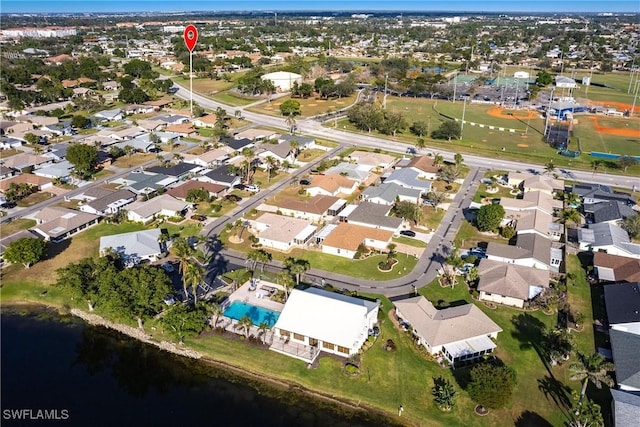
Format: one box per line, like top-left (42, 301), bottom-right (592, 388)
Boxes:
top-left (245, 185), bottom-right (260, 193)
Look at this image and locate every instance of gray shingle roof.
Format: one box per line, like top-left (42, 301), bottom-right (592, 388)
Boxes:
top-left (610, 329), bottom-right (640, 390)
top-left (347, 202), bottom-right (402, 229)
top-left (611, 389), bottom-right (640, 427)
top-left (604, 282), bottom-right (640, 325)
top-left (584, 201), bottom-right (636, 223)
top-left (361, 182), bottom-right (421, 204)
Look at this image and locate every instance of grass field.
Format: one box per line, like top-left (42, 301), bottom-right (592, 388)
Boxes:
top-left (0, 218), bottom-right (36, 237)
top-left (16, 192), bottom-right (55, 207)
top-left (249, 94), bottom-right (359, 118)
top-left (211, 91), bottom-right (259, 106)
top-left (112, 153), bottom-right (157, 168)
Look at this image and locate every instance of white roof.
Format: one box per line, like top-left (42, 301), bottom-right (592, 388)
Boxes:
top-left (261, 71), bottom-right (302, 80)
top-left (274, 288), bottom-right (378, 349)
top-left (99, 228), bottom-right (162, 260)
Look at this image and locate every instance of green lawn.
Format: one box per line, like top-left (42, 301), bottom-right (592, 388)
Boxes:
top-left (16, 192), bottom-right (55, 207)
top-left (392, 236), bottom-right (428, 248)
top-left (0, 218), bottom-right (36, 237)
top-left (454, 220), bottom-right (508, 249)
top-left (211, 91), bottom-right (258, 106)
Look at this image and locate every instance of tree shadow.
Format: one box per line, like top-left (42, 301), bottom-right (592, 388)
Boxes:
top-left (514, 410), bottom-right (553, 427)
top-left (45, 239), bottom-right (71, 261)
top-left (511, 313), bottom-right (551, 373)
top-left (537, 375), bottom-right (573, 413)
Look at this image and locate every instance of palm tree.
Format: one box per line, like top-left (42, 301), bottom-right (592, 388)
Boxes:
top-left (544, 160), bottom-right (557, 176)
top-left (208, 302), bottom-right (223, 329)
top-left (432, 153), bottom-right (444, 167)
top-left (172, 153), bottom-right (184, 164)
top-left (591, 160), bottom-right (603, 176)
top-left (563, 191), bottom-right (581, 207)
top-left (285, 257), bottom-right (310, 286)
top-left (569, 352), bottom-right (615, 405)
top-left (289, 140), bottom-right (299, 160)
top-left (265, 156), bottom-right (278, 182)
top-left (124, 145), bottom-right (135, 158)
top-left (454, 153), bottom-right (464, 168)
top-left (276, 270), bottom-right (295, 300)
top-left (257, 249), bottom-right (272, 272)
top-left (156, 153), bottom-right (164, 166)
top-left (257, 321), bottom-right (271, 344)
top-left (247, 249), bottom-right (262, 271)
top-left (415, 138), bottom-right (426, 150)
top-left (560, 208), bottom-right (582, 227)
top-left (183, 262), bottom-right (203, 303)
top-left (237, 315), bottom-right (253, 339)
top-left (241, 147), bottom-right (255, 181)
top-left (285, 115), bottom-right (296, 134)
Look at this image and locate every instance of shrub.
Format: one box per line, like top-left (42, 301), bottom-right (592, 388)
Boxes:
top-left (344, 364), bottom-right (359, 375)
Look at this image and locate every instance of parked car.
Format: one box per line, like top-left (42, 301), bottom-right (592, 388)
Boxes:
top-left (225, 194), bottom-right (242, 202)
top-left (368, 326), bottom-right (380, 338)
top-left (299, 179), bottom-right (311, 186)
top-left (161, 262), bottom-right (175, 273)
top-left (400, 230), bottom-right (416, 237)
top-left (406, 147), bottom-right (417, 155)
top-left (1, 201), bottom-right (16, 209)
top-left (191, 214), bottom-right (207, 222)
top-left (245, 185), bottom-right (260, 193)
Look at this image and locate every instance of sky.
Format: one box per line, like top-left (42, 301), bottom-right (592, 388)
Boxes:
top-left (1, 1), bottom-right (638, 14)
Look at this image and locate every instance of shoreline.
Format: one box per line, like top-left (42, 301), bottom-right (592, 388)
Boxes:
top-left (2, 301), bottom-right (408, 427)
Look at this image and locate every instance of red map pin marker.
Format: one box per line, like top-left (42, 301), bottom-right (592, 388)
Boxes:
top-left (183, 25), bottom-right (198, 52)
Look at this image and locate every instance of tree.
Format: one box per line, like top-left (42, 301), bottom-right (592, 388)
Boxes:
top-left (379, 111), bottom-right (407, 137)
top-left (162, 302), bottom-right (208, 343)
top-left (393, 200), bottom-right (422, 224)
top-left (183, 262), bottom-right (203, 303)
top-left (467, 363), bottom-right (517, 409)
top-left (258, 321), bottom-right (271, 344)
top-left (453, 153), bottom-right (464, 168)
top-left (285, 257), bottom-right (310, 286)
top-left (437, 164), bottom-right (461, 184)
top-left (622, 214), bottom-right (640, 239)
top-left (410, 121), bottom-right (428, 137)
top-left (425, 191), bottom-right (446, 207)
top-left (432, 376), bottom-right (456, 411)
top-left (276, 270), bottom-right (295, 300)
top-left (618, 155), bottom-right (638, 173)
top-left (172, 237), bottom-right (194, 299)
top-left (71, 115), bottom-right (90, 129)
top-left (591, 160), bottom-right (603, 176)
top-left (237, 315), bottom-right (253, 339)
top-left (279, 99), bottom-right (301, 117)
top-left (186, 187), bottom-right (210, 203)
top-left (560, 208), bottom-right (582, 227)
top-left (569, 353), bottom-right (614, 405)
top-left (536, 70), bottom-right (553, 86)
top-left (570, 398), bottom-right (604, 427)
top-left (431, 120), bottom-right (461, 141)
top-left (24, 133), bottom-right (40, 144)
top-left (208, 302), bottom-right (223, 329)
top-left (123, 145), bottom-right (135, 158)
top-left (285, 115), bottom-right (297, 134)
top-left (544, 160), bottom-right (557, 175)
top-left (542, 328), bottom-right (573, 366)
top-left (66, 144), bottom-right (98, 178)
top-left (3, 238), bottom-right (47, 268)
top-left (476, 204), bottom-right (505, 232)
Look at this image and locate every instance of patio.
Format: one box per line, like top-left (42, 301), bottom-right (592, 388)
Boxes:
top-left (227, 279), bottom-right (286, 312)
top-left (270, 336), bottom-right (319, 364)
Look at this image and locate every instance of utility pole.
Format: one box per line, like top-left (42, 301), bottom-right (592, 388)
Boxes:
top-left (383, 73), bottom-right (388, 109)
top-left (628, 58), bottom-right (636, 93)
top-left (544, 89), bottom-right (555, 137)
top-left (460, 98), bottom-right (467, 140)
top-left (452, 72), bottom-right (457, 103)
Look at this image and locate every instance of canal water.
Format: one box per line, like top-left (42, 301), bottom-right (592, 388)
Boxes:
top-left (1, 308), bottom-right (397, 427)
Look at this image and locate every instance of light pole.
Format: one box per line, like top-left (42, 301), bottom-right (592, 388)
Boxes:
top-left (383, 73), bottom-right (388, 109)
top-left (460, 98), bottom-right (467, 140)
top-left (544, 89), bottom-right (555, 137)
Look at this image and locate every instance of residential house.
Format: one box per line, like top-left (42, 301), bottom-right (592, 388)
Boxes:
top-left (257, 141), bottom-right (295, 164)
top-left (99, 228), bottom-right (166, 266)
top-left (394, 296), bottom-right (502, 367)
top-left (604, 282), bottom-right (640, 335)
top-left (44, 121), bottom-right (74, 136)
top-left (508, 173), bottom-right (564, 195)
top-left (192, 114), bottom-right (219, 129)
top-left (32, 207), bottom-right (100, 242)
top-left (164, 122), bottom-right (197, 137)
top-left (114, 171), bottom-right (176, 197)
top-left (152, 114), bottom-right (191, 127)
top-left (0, 136), bottom-right (24, 150)
top-left (306, 174), bottom-right (359, 197)
top-left (513, 210), bottom-right (563, 241)
top-left (1, 153), bottom-right (53, 171)
top-left (182, 146), bottom-right (233, 168)
top-left (277, 134), bottom-right (315, 150)
top-left (145, 163), bottom-right (201, 180)
top-left (32, 160), bottom-right (73, 180)
top-left (578, 223), bottom-right (640, 259)
top-left (0, 174), bottom-right (52, 193)
top-left (166, 181), bottom-right (227, 201)
top-left (346, 202), bottom-right (403, 233)
top-left (404, 156), bottom-right (441, 180)
top-left (611, 389), bottom-right (640, 427)
top-left (609, 329), bottom-right (640, 392)
top-left (384, 168), bottom-right (433, 193)
top-left (197, 165), bottom-right (241, 189)
top-left (584, 201), bottom-right (636, 225)
top-left (321, 222), bottom-right (393, 258)
top-left (79, 189), bottom-right (136, 216)
top-left (324, 162), bottom-right (371, 183)
top-left (574, 183), bottom-right (636, 206)
top-left (486, 233), bottom-right (561, 271)
top-left (361, 182), bottom-right (423, 206)
top-left (113, 133), bottom-right (157, 153)
top-left (121, 104), bottom-right (155, 115)
top-left (234, 128), bottom-right (278, 142)
top-left (501, 190), bottom-right (563, 217)
top-left (593, 252), bottom-right (640, 283)
top-left (248, 213), bottom-right (317, 251)
top-left (222, 137), bottom-right (255, 152)
top-left (143, 100), bottom-right (172, 111)
top-left (348, 150), bottom-right (396, 170)
top-left (272, 287), bottom-right (379, 361)
top-left (276, 195), bottom-right (342, 223)
top-left (477, 259), bottom-right (550, 308)
top-left (14, 114), bottom-right (59, 128)
top-left (43, 143), bottom-right (69, 162)
top-left (0, 165), bottom-right (18, 180)
top-left (126, 194), bottom-right (189, 224)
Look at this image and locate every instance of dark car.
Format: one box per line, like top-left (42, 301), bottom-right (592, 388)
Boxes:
top-left (299, 179), bottom-right (311, 186)
top-left (400, 230), bottom-right (416, 237)
top-left (191, 214), bottom-right (207, 222)
top-left (225, 194), bottom-right (242, 202)
top-left (1, 201), bottom-right (17, 209)
top-left (369, 326), bottom-right (380, 338)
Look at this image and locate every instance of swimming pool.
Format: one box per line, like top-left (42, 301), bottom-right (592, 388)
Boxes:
top-left (223, 301), bottom-right (281, 327)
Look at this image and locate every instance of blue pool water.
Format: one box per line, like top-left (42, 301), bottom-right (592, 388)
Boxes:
top-left (223, 301), bottom-right (280, 327)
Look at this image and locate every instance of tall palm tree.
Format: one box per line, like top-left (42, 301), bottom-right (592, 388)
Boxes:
top-left (415, 138), bottom-right (426, 150)
top-left (183, 262), bottom-right (203, 303)
top-left (432, 153), bottom-right (444, 167)
top-left (560, 208), bottom-right (582, 227)
top-left (276, 270), bottom-right (295, 300)
top-left (285, 257), bottom-right (310, 286)
top-left (285, 115), bottom-right (297, 134)
top-left (257, 321), bottom-right (271, 345)
top-left (544, 160), bottom-right (557, 176)
top-left (257, 249), bottom-right (272, 272)
top-left (241, 147), bottom-right (255, 182)
top-left (265, 156), bottom-right (278, 182)
top-left (208, 302), bottom-right (223, 329)
top-left (289, 140), bottom-right (299, 160)
top-left (237, 315), bottom-right (253, 339)
top-left (591, 160), bottom-right (603, 177)
top-left (569, 352), bottom-right (615, 405)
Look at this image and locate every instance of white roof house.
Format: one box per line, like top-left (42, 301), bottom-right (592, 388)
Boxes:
top-left (248, 213), bottom-right (317, 251)
top-left (99, 228), bottom-right (165, 266)
top-left (126, 194), bottom-right (190, 224)
top-left (394, 296), bottom-right (502, 367)
top-left (272, 288), bottom-right (379, 361)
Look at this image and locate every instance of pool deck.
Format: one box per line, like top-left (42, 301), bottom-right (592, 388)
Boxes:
top-left (227, 280), bottom-right (285, 313)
